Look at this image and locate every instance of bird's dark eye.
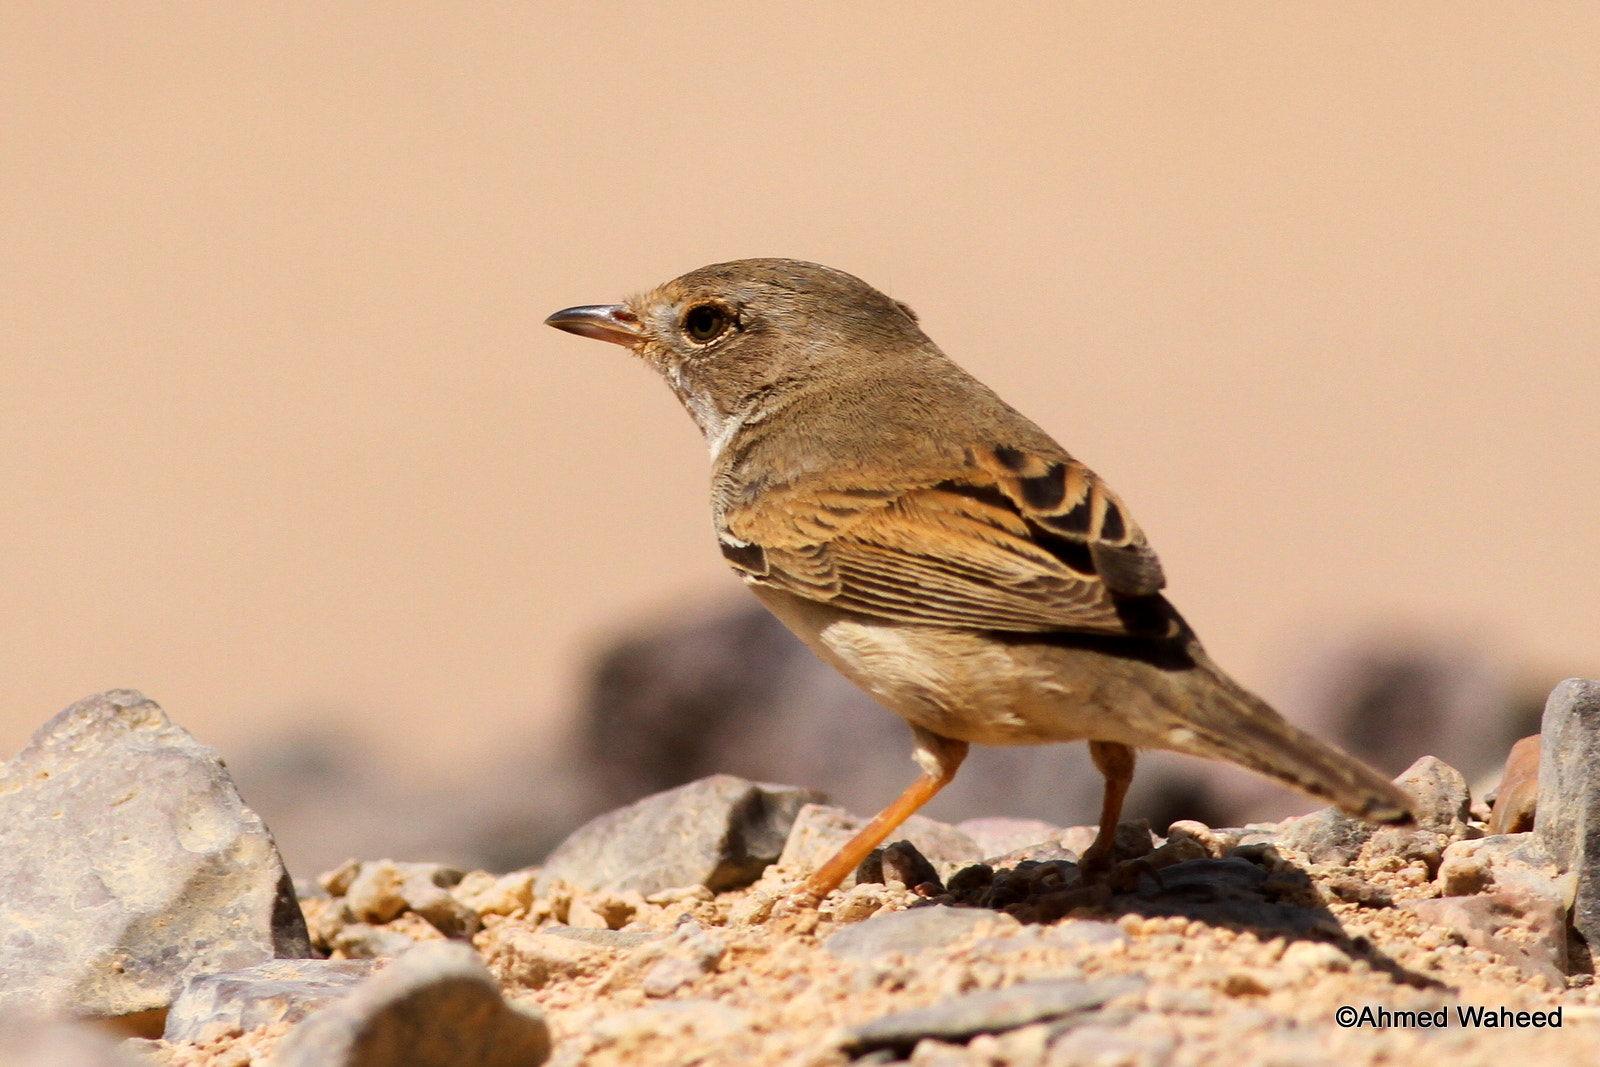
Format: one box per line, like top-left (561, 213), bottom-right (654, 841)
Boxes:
top-left (683, 304), bottom-right (730, 343)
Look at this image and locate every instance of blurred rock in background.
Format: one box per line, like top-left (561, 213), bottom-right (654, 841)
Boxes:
top-left (574, 599), bottom-right (1549, 835)
top-left (229, 597), bottom-right (1552, 880)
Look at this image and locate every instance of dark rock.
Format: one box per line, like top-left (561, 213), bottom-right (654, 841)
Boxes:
top-left (272, 941), bottom-right (550, 1067)
top-left (823, 905), bottom-right (1000, 962)
top-left (0, 690), bottom-right (312, 1022)
top-left (1120, 858), bottom-right (1328, 933)
top-left (945, 864), bottom-right (995, 899)
top-left (535, 775), bottom-right (822, 897)
top-left (0, 1020), bottom-right (147, 1067)
top-left (163, 958), bottom-right (381, 1043)
top-left (881, 840), bottom-right (942, 892)
top-left (853, 849), bottom-right (885, 885)
top-left (1143, 857), bottom-right (1268, 895)
top-left (979, 861), bottom-right (1082, 912)
top-left (1536, 678), bottom-right (1600, 968)
top-left (842, 976), bottom-right (1146, 1052)
top-left (1110, 819), bottom-right (1157, 861)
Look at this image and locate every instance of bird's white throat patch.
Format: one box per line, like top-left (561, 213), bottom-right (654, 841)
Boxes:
top-left (667, 364), bottom-right (745, 460)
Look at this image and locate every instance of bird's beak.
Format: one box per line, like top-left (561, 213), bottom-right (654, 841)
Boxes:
top-left (544, 304), bottom-right (642, 347)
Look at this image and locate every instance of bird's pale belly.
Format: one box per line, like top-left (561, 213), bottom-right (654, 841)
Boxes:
top-left (748, 585), bottom-right (1135, 748)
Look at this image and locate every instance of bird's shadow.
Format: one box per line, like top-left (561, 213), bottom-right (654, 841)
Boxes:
top-left (929, 846), bottom-right (1443, 991)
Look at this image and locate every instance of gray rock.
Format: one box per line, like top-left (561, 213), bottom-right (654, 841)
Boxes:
top-left (824, 905), bottom-right (1000, 961)
top-left (1278, 755), bottom-right (1469, 869)
top-left (535, 775), bottom-right (822, 896)
top-left (634, 923), bottom-right (727, 998)
top-left (843, 976), bottom-right (1146, 1052)
top-left (0, 690), bottom-right (311, 1022)
top-left (540, 925), bottom-right (664, 950)
top-left (1536, 678), bottom-right (1600, 969)
top-left (163, 958), bottom-right (381, 1043)
top-left (272, 941), bottom-right (549, 1067)
top-left (1277, 807), bottom-right (1374, 865)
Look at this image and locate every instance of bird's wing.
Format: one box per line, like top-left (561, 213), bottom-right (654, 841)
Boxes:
top-left (719, 445), bottom-right (1169, 636)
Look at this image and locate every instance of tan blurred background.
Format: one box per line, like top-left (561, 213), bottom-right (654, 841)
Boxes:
top-left (3, 5), bottom-right (1596, 873)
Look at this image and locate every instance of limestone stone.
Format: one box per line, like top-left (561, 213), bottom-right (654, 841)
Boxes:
top-left (0, 690), bottom-right (311, 1021)
top-left (843, 976), bottom-right (1146, 1052)
top-left (1535, 678), bottom-right (1600, 968)
top-left (163, 958), bottom-right (380, 1043)
top-left (271, 941), bottom-right (549, 1067)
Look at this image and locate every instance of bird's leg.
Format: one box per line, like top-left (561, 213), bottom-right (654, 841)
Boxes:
top-left (799, 727), bottom-right (968, 902)
top-left (1077, 740), bottom-right (1137, 872)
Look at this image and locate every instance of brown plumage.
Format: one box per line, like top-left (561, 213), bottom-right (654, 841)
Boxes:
top-left (547, 258), bottom-right (1413, 902)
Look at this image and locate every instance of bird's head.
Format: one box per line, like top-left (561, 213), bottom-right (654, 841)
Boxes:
top-left (545, 258), bottom-right (927, 448)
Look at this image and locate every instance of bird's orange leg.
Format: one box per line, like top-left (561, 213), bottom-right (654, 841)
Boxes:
top-left (1078, 740), bottom-right (1137, 872)
top-left (799, 728), bottom-right (968, 902)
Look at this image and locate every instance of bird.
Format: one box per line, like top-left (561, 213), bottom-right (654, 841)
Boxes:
top-left (546, 258), bottom-right (1413, 903)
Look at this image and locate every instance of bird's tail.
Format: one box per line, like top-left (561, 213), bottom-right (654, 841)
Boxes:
top-left (1170, 648), bottom-right (1413, 824)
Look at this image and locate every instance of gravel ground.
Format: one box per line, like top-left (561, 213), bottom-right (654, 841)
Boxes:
top-left (140, 816), bottom-right (1600, 1067)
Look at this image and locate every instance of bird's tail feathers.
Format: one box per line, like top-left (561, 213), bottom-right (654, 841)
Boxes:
top-left (1173, 653), bottom-right (1414, 825)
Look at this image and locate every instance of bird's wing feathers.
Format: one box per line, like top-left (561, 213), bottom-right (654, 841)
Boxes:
top-left (720, 447), bottom-right (1167, 635)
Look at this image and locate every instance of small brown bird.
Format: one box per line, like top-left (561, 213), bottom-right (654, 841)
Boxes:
top-left (547, 259), bottom-right (1412, 902)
